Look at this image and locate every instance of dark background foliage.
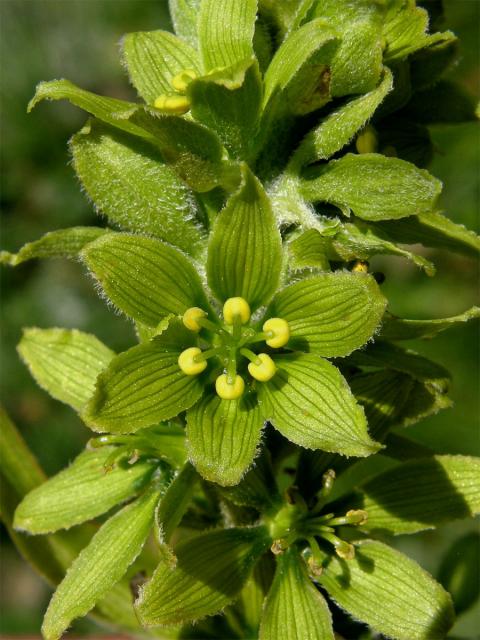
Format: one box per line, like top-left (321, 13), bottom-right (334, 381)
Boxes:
top-left (0, 0), bottom-right (478, 636)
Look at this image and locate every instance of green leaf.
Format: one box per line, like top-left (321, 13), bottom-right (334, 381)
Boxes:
top-left (404, 80), bottom-right (479, 124)
top-left (207, 164), bottom-right (282, 310)
top-left (320, 540), bottom-right (454, 640)
top-left (258, 0), bottom-right (315, 39)
top-left (198, 0), bottom-right (257, 71)
top-left (301, 153), bottom-right (442, 221)
top-left (129, 108), bottom-right (238, 193)
top-left (121, 30), bottom-right (200, 104)
top-left (380, 307), bottom-right (480, 341)
top-left (373, 210), bottom-right (480, 258)
top-left (410, 35), bottom-right (459, 90)
top-left (287, 229), bottom-right (331, 271)
top-left (84, 341), bottom-right (204, 433)
top-left (168, 0), bottom-right (201, 49)
top-left (263, 19), bottom-right (337, 111)
top-left (258, 353), bottom-right (380, 457)
top-left (383, 0), bottom-right (454, 64)
top-left (268, 272), bottom-right (386, 357)
top-left (136, 526), bottom-right (271, 626)
top-left (42, 489), bottom-right (160, 640)
top-left (82, 233), bottom-right (209, 327)
top-left (352, 455), bottom-right (480, 535)
top-left (289, 68), bottom-right (393, 168)
top-left (186, 393), bottom-right (264, 486)
top-left (233, 554), bottom-right (275, 637)
top-left (28, 79), bottom-right (149, 140)
top-left (17, 328), bottom-right (114, 411)
top-left (188, 59), bottom-right (263, 161)
top-left (0, 227), bottom-right (107, 267)
top-left (156, 463), bottom-right (198, 543)
top-left (438, 532), bottom-right (480, 616)
top-left (259, 547), bottom-right (334, 640)
top-left (13, 447), bottom-right (157, 534)
top-left (70, 121), bottom-right (205, 257)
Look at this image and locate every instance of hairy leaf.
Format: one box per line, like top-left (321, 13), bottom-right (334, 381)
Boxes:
top-left (187, 393), bottom-right (264, 486)
top-left (14, 447), bottom-right (156, 534)
top-left (18, 328), bottom-right (114, 411)
top-left (71, 121), bottom-right (205, 257)
top-left (320, 540), bottom-right (454, 640)
top-left (168, 0), bottom-right (201, 49)
top-left (156, 463), bottom-right (198, 543)
top-left (258, 353), bottom-right (380, 457)
top-left (259, 547), bottom-right (334, 640)
top-left (122, 30), bottom-right (200, 104)
top-left (380, 307), bottom-right (480, 341)
top-left (301, 153), bottom-right (442, 221)
top-left (85, 342), bottom-right (204, 433)
top-left (136, 526), bottom-right (271, 626)
top-left (42, 489), bottom-right (160, 640)
top-left (207, 165), bottom-right (282, 309)
top-left (0, 227), bottom-right (107, 266)
top-left (198, 0), bottom-right (257, 71)
top-left (82, 233), bottom-right (209, 326)
top-left (268, 272), bottom-right (386, 357)
top-left (353, 456), bottom-right (480, 534)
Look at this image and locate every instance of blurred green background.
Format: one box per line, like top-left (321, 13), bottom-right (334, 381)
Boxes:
top-left (0, 0), bottom-right (478, 637)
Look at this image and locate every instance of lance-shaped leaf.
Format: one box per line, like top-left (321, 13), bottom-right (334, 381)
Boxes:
top-left (130, 109), bottom-right (238, 193)
top-left (330, 222), bottom-right (435, 275)
top-left (168, 0), bottom-right (201, 49)
top-left (198, 0), bottom-right (257, 71)
top-left (187, 393), bottom-right (264, 486)
top-left (234, 554), bottom-right (275, 637)
top-left (373, 210), bottom-right (480, 258)
top-left (84, 341), bottom-right (204, 433)
top-left (28, 79), bottom-right (149, 140)
top-left (136, 526), bottom-right (271, 626)
top-left (301, 153), bottom-right (442, 221)
top-left (438, 532), bottom-right (480, 616)
top-left (263, 19), bottom-right (337, 110)
top-left (42, 489), bottom-right (160, 640)
top-left (0, 227), bottom-right (107, 267)
top-left (82, 233), bottom-right (209, 327)
top-left (289, 68), bottom-right (393, 169)
top-left (268, 272), bottom-right (386, 357)
top-left (17, 328), bottom-right (114, 411)
top-left (13, 447), bottom-right (157, 534)
top-left (410, 37), bottom-right (459, 91)
top-left (351, 456), bottom-right (480, 535)
top-left (207, 165), bottom-right (282, 310)
top-left (71, 121), bottom-right (205, 257)
top-left (380, 307), bottom-right (480, 341)
top-left (320, 540), bottom-right (454, 640)
top-left (258, 353), bottom-right (380, 457)
top-left (188, 59), bottom-right (263, 161)
top-left (218, 453), bottom-right (281, 512)
top-left (121, 30), bottom-right (200, 104)
top-left (156, 463), bottom-right (198, 544)
top-left (258, 0), bottom-right (314, 39)
top-left (259, 547), bottom-right (334, 640)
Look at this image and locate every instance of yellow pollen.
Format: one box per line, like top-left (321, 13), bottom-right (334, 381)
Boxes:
top-left (263, 318), bottom-right (290, 348)
top-left (183, 307), bottom-right (206, 332)
top-left (352, 260), bottom-right (369, 274)
top-left (248, 353), bottom-right (276, 382)
top-left (346, 509), bottom-right (368, 526)
top-left (223, 297), bottom-right (251, 325)
top-left (335, 541), bottom-right (355, 560)
top-left (154, 94), bottom-right (190, 114)
top-left (215, 374), bottom-right (245, 400)
top-left (356, 124), bottom-right (377, 154)
top-left (171, 69), bottom-right (197, 93)
top-left (178, 347), bottom-right (207, 376)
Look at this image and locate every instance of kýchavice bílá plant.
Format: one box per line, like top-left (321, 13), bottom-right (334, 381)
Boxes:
top-left (1, 1), bottom-right (480, 639)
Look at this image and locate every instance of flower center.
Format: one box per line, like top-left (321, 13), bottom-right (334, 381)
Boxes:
top-left (178, 297), bottom-right (290, 399)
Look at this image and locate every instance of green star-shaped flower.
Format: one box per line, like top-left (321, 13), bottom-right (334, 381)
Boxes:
top-left (80, 164), bottom-right (386, 485)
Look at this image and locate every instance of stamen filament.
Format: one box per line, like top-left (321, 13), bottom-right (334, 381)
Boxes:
top-left (197, 317), bottom-right (229, 336)
top-left (245, 331), bottom-right (273, 344)
top-left (227, 347), bottom-right (237, 384)
top-left (240, 348), bottom-right (262, 366)
top-left (193, 347), bottom-right (223, 363)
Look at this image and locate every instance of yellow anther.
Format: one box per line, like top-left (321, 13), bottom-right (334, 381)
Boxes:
top-left (248, 353), bottom-right (276, 382)
top-left (153, 94), bottom-right (190, 114)
top-left (171, 69), bottom-right (197, 93)
top-left (178, 347), bottom-right (207, 376)
top-left (352, 260), bottom-right (369, 274)
top-left (183, 307), bottom-right (206, 332)
top-left (215, 373), bottom-right (245, 400)
top-left (223, 297), bottom-right (251, 325)
top-left (346, 509), bottom-right (368, 526)
top-left (356, 124), bottom-right (378, 154)
top-left (263, 318), bottom-right (290, 348)
top-left (335, 541), bottom-right (355, 560)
